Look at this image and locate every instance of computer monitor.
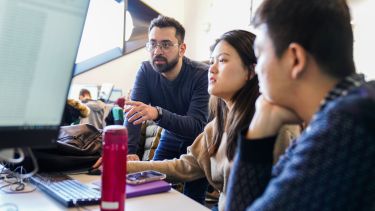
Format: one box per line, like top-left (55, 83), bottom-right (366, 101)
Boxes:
top-left (108, 88), bottom-right (123, 103)
top-left (0, 0), bottom-right (90, 150)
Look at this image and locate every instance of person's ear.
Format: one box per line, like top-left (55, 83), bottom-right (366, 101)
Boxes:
top-left (288, 43), bottom-right (307, 79)
top-left (179, 43), bottom-right (186, 56)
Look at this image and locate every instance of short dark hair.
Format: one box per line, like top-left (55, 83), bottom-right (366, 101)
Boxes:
top-left (208, 30), bottom-right (259, 160)
top-left (148, 15), bottom-right (185, 43)
top-left (79, 88), bottom-right (91, 98)
top-left (253, 0), bottom-right (355, 78)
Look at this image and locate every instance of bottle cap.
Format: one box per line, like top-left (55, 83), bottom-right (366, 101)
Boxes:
top-left (103, 125), bottom-right (127, 144)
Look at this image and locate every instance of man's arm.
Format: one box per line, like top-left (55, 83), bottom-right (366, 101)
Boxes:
top-left (156, 70), bottom-right (209, 139)
top-left (125, 64), bottom-right (150, 154)
top-left (225, 133), bottom-right (276, 211)
top-left (225, 95), bottom-right (301, 210)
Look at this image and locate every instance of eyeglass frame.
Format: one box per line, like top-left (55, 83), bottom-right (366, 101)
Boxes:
top-left (145, 40), bottom-right (180, 52)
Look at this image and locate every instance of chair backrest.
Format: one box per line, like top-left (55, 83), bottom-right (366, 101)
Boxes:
top-left (137, 120), bottom-right (162, 161)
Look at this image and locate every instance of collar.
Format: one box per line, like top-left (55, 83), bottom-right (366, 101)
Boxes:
top-left (304, 74), bottom-right (365, 135)
top-left (318, 73), bottom-right (365, 112)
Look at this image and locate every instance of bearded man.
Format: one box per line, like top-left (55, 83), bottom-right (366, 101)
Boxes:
top-left (124, 15), bottom-right (209, 204)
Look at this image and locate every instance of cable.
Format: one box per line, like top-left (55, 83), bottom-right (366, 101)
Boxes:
top-left (8, 148), bottom-right (25, 164)
top-left (0, 148), bottom-right (39, 194)
top-left (16, 148), bottom-right (39, 180)
top-left (0, 167), bottom-right (36, 194)
top-left (0, 148), bottom-right (24, 163)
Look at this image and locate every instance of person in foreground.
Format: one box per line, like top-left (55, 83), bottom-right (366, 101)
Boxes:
top-left (128, 30), bottom-right (298, 211)
top-left (225, 0), bottom-right (375, 210)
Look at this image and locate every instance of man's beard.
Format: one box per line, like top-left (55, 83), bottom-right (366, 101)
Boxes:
top-left (151, 55), bottom-right (179, 73)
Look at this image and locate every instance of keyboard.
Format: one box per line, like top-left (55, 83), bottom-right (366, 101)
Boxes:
top-left (30, 173), bottom-right (101, 207)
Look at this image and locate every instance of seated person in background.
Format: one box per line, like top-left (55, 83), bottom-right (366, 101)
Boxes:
top-left (226, 0), bottom-right (375, 210)
top-left (126, 30), bottom-right (299, 211)
top-left (79, 88), bottom-right (112, 129)
top-left (115, 97), bottom-right (125, 109)
top-left (78, 88), bottom-right (92, 103)
top-left (61, 99), bottom-right (90, 126)
top-left (105, 96), bottom-right (126, 126)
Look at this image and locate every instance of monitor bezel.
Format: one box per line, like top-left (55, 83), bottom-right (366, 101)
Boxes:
top-left (0, 127), bottom-right (59, 149)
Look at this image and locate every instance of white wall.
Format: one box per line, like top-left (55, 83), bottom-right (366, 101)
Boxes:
top-left (72, 49), bottom-right (147, 96)
top-left (72, 0), bottom-right (375, 96)
top-left (183, 0), bottom-right (263, 61)
top-left (350, 0), bottom-right (375, 80)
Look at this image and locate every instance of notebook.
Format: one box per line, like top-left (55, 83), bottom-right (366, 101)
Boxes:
top-left (92, 180), bottom-right (172, 198)
top-left (126, 180), bottom-right (172, 198)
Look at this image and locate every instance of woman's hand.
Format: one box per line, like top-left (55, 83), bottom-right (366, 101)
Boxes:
top-left (127, 154), bottom-right (140, 161)
top-left (91, 154), bottom-right (139, 170)
top-left (92, 157), bottom-right (102, 169)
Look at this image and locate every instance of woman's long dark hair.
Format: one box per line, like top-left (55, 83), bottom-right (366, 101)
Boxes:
top-left (208, 30), bottom-right (260, 161)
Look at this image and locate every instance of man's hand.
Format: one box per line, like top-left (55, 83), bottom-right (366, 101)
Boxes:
top-left (125, 101), bottom-right (159, 125)
top-left (247, 95), bottom-right (301, 139)
top-left (127, 154), bottom-right (140, 161)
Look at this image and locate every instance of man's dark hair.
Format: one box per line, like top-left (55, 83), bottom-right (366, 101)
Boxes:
top-left (79, 88), bottom-right (91, 98)
top-left (253, 0), bottom-right (355, 78)
top-left (148, 15), bottom-right (185, 43)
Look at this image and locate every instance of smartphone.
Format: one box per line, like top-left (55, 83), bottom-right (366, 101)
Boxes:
top-left (126, 170), bottom-right (166, 185)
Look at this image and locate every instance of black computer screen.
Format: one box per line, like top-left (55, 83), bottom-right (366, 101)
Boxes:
top-left (0, 0), bottom-right (90, 149)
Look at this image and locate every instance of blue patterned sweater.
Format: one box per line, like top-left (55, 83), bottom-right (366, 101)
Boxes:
top-left (226, 75), bottom-right (375, 211)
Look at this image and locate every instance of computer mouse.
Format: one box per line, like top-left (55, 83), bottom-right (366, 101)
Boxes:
top-left (87, 167), bottom-right (102, 175)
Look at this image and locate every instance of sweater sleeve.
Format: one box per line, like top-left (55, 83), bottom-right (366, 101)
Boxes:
top-left (227, 107), bottom-right (375, 211)
top-left (225, 130), bottom-right (276, 211)
top-left (127, 127), bottom-right (210, 182)
top-left (125, 64), bottom-right (150, 154)
top-left (157, 69), bottom-right (209, 140)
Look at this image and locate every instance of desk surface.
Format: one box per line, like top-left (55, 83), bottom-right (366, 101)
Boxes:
top-left (0, 173), bottom-right (210, 211)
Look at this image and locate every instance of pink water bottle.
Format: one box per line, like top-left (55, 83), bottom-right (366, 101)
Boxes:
top-left (101, 125), bottom-right (127, 211)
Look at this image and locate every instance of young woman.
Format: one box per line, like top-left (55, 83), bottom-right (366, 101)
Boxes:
top-left (126, 30), bottom-right (258, 210)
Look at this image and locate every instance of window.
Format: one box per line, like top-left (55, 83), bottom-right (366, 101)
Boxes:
top-left (74, 0), bottom-right (159, 75)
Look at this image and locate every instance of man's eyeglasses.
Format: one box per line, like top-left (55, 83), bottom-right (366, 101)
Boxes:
top-left (145, 41), bottom-right (179, 52)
